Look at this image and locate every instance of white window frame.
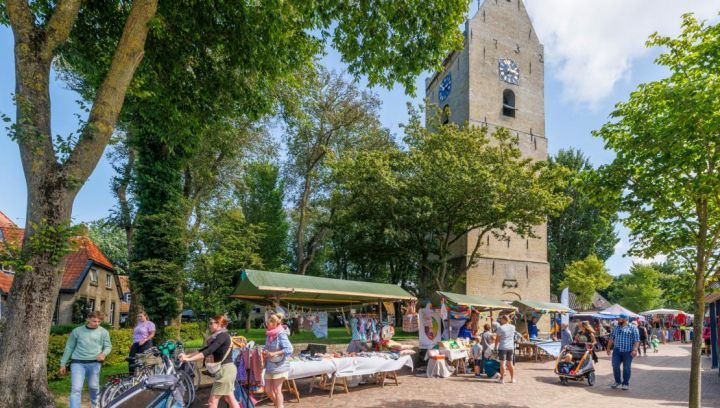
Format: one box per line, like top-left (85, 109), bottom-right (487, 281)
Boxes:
top-left (89, 269), bottom-right (98, 285)
top-left (105, 273), bottom-right (112, 289)
top-left (110, 302), bottom-right (116, 325)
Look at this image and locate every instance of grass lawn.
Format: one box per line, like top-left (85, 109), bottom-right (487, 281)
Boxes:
top-left (50, 361), bottom-right (128, 408)
top-left (183, 327), bottom-right (418, 349)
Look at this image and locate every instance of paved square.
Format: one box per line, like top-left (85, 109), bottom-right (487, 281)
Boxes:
top-left (196, 344), bottom-right (720, 408)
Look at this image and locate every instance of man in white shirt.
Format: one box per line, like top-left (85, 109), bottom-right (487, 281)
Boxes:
top-left (494, 314), bottom-right (517, 384)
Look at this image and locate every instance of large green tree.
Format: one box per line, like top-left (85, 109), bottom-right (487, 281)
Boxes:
top-left (0, 1), bottom-right (157, 404)
top-left (285, 68), bottom-right (394, 275)
top-left (332, 113), bottom-right (570, 297)
top-left (547, 149), bottom-right (619, 293)
top-left (654, 261), bottom-right (694, 312)
top-left (607, 263), bottom-right (663, 312)
top-left (239, 161), bottom-right (290, 271)
top-left (559, 254), bottom-right (613, 307)
top-left (594, 14), bottom-right (720, 407)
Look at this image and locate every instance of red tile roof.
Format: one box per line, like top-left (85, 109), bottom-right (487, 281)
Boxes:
top-left (0, 211), bottom-right (24, 247)
top-left (0, 271), bottom-right (13, 295)
top-left (118, 275), bottom-right (131, 295)
top-left (0, 211), bottom-right (116, 293)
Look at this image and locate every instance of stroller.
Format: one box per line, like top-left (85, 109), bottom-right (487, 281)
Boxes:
top-left (554, 344), bottom-right (595, 386)
top-left (105, 375), bottom-right (187, 408)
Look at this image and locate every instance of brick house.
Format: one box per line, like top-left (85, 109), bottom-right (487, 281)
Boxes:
top-left (118, 275), bottom-right (132, 324)
top-left (0, 211), bottom-right (124, 327)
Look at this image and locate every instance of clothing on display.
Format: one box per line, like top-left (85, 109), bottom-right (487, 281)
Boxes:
top-left (402, 301), bottom-right (419, 333)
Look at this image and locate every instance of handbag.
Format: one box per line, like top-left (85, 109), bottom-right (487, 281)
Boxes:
top-left (205, 342), bottom-right (233, 376)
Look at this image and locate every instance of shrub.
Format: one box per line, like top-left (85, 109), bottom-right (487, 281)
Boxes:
top-left (47, 328), bottom-right (133, 381)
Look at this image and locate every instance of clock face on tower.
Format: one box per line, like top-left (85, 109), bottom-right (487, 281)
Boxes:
top-left (498, 58), bottom-right (519, 85)
top-left (438, 74), bottom-right (452, 103)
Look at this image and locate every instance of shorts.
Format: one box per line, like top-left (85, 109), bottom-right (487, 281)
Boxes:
top-left (474, 359), bottom-right (483, 367)
top-left (498, 349), bottom-right (514, 362)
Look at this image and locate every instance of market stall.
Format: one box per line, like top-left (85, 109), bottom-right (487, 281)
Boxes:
top-left (511, 300), bottom-right (574, 360)
top-left (640, 307), bottom-right (693, 343)
top-left (417, 291), bottom-right (516, 375)
top-left (704, 292), bottom-right (720, 374)
top-left (231, 269), bottom-right (417, 399)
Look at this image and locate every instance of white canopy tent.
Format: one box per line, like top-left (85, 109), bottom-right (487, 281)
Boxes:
top-left (598, 304), bottom-right (642, 319)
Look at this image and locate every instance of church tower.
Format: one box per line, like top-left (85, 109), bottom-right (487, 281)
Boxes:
top-left (425, 0), bottom-right (550, 306)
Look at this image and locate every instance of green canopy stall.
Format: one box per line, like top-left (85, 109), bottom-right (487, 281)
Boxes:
top-left (436, 291), bottom-right (517, 312)
top-left (511, 300), bottom-right (575, 314)
top-left (231, 269), bottom-right (416, 307)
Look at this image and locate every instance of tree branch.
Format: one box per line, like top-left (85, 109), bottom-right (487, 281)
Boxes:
top-left (40, 0), bottom-right (81, 61)
top-left (63, 0), bottom-right (158, 190)
top-left (6, 0), bottom-right (35, 45)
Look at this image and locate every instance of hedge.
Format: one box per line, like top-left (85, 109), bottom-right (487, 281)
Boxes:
top-left (47, 328), bottom-right (133, 381)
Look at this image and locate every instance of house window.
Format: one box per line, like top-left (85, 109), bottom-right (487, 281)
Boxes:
top-left (125, 293), bottom-right (132, 303)
top-left (88, 298), bottom-right (96, 312)
top-left (90, 269), bottom-right (98, 285)
top-left (106, 273), bottom-right (112, 289)
top-left (110, 302), bottom-right (116, 326)
top-left (502, 89), bottom-right (516, 117)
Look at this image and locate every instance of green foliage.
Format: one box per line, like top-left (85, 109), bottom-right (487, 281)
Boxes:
top-left (607, 264), bottom-right (663, 312)
top-left (331, 111), bottom-right (571, 296)
top-left (186, 206), bottom-right (263, 321)
top-left (239, 162), bottom-right (290, 271)
top-left (25, 221), bottom-right (81, 268)
top-left (87, 220), bottom-right (129, 275)
top-left (161, 322), bottom-right (206, 344)
top-left (559, 254), bottom-right (613, 306)
top-left (654, 261), bottom-right (695, 312)
top-left (548, 149), bottom-right (619, 294)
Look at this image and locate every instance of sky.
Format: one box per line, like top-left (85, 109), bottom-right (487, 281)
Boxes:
top-left (1, 1), bottom-right (718, 277)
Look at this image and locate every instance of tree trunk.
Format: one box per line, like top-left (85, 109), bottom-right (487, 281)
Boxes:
top-left (295, 174), bottom-right (313, 275)
top-left (689, 207), bottom-right (707, 408)
top-left (0, 1), bottom-right (157, 405)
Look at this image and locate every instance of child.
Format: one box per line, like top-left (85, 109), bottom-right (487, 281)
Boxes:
top-left (557, 353), bottom-right (575, 375)
top-left (471, 339), bottom-right (484, 377)
top-left (651, 335), bottom-right (660, 353)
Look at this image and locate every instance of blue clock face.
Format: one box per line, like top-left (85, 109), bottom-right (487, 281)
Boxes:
top-left (438, 74), bottom-right (452, 103)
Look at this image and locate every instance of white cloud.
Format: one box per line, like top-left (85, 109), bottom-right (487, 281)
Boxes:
top-left (524, 0), bottom-right (718, 107)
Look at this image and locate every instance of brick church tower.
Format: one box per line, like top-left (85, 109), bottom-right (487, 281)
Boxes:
top-left (425, 0), bottom-right (550, 307)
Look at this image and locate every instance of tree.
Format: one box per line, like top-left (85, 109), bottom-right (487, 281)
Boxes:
top-left (654, 261), bottom-right (694, 312)
top-left (87, 220), bottom-right (129, 275)
top-left (547, 149), bottom-right (619, 293)
top-left (559, 255), bottom-right (613, 307)
top-left (0, 1), bottom-right (157, 404)
top-left (593, 14), bottom-right (720, 407)
top-left (285, 68), bottom-right (394, 275)
top-left (607, 264), bottom-right (663, 312)
top-left (186, 206), bottom-right (263, 323)
top-left (239, 161), bottom-right (290, 271)
top-left (332, 112), bottom-right (571, 297)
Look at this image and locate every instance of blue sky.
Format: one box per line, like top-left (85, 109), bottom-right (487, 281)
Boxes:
top-left (1, 1), bottom-right (718, 276)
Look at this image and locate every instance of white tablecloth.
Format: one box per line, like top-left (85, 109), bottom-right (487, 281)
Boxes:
top-left (440, 348), bottom-right (469, 362)
top-left (287, 355), bottom-right (414, 380)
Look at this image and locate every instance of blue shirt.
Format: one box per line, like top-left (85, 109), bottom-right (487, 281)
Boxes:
top-left (528, 322), bottom-right (538, 339)
top-left (611, 324), bottom-right (640, 353)
top-left (457, 325), bottom-right (473, 339)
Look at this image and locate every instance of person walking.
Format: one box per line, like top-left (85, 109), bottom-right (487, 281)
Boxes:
top-left (475, 323), bottom-right (494, 377)
top-left (607, 313), bottom-right (640, 391)
top-left (494, 314), bottom-right (516, 384)
top-left (128, 311), bottom-right (156, 372)
top-left (59, 311), bottom-right (112, 408)
top-left (575, 321), bottom-right (599, 363)
top-left (638, 322), bottom-right (649, 356)
top-left (180, 315), bottom-right (239, 408)
top-left (264, 313), bottom-right (294, 408)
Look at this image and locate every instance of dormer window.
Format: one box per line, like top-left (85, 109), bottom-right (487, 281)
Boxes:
top-left (105, 273), bottom-right (112, 288)
top-left (90, 269), bottom-right (98, 285)
top-left (502, 89), bottom-right (516, 117)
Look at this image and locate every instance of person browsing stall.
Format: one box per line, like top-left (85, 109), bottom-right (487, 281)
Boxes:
top-left (494, 314), bottom-right (517, 384)
top-left (264, 313), bottom-right (294, 408)
top-left (606, 313), bottom-right (640, 391)
top-left (457, 319), bottom-right (474, 340)
top-left (179, 315), bottom-right (240, 408)
top-left (128, 311), bottom-right (155, 372)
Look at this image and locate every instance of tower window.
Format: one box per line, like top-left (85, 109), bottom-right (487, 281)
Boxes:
top-left (441, 105), bottom-right (450, 124)
top-left (502, 89), bottom-right (516, 117)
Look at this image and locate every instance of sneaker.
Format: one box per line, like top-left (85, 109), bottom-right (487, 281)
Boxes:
top-left (511, 378), bottom-right (517, 383)
top-left (498, 377), bottom-right (505, 384)
top-left (475, 374), bottom-right (484, 378)
top-left (610, 382), bottom-right (621, 389)
top-left (622, 384), bottom-right (629, 391)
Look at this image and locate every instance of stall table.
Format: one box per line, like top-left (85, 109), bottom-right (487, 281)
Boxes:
top-left (439, 348), bottom-right (470, 374)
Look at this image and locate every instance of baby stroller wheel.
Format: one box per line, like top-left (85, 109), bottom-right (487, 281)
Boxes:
top-left (587, 372), bottom-right (595, 386)
top-left (560, 377), bottom-right (568, 386)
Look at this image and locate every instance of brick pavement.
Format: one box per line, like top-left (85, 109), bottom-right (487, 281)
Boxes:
top-left (195, 343), bottom-right (720, 408)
